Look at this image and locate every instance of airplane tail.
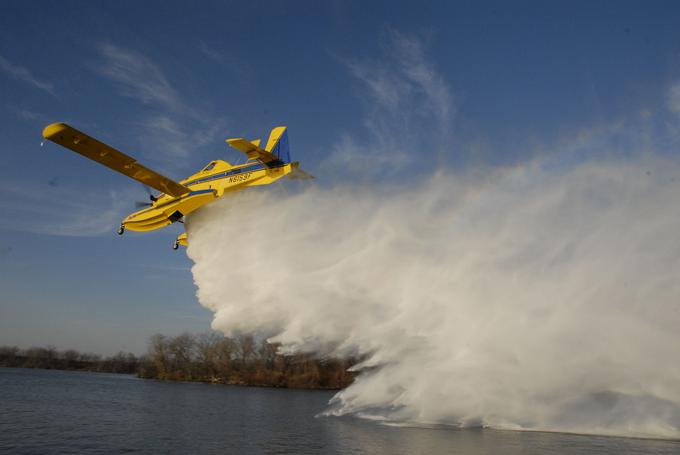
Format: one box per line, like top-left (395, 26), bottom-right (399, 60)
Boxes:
top-left (265, 127), bottom-right (291, 164)
top-left (265, 126), bottom-right (313, 179)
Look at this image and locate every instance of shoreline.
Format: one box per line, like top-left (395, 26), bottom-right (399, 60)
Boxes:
top-left (0, 365), bottom-right (348, 391)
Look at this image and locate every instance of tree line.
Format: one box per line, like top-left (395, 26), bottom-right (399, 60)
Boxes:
top-left (0, 332), bottom-right (355, 389)
top-left (0, 345), bottom-right (139, 374)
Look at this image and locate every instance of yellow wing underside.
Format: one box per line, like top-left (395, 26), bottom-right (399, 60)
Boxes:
top-left (42, 123), bottom-right (190, 197)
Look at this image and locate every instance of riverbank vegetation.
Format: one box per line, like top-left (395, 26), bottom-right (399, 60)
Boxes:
top-left (0, 332), bottom-right (355, 389)
top-left (0, 345), bottom-right (139, 374)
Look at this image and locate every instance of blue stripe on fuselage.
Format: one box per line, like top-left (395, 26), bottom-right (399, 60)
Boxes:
top-left (187, 189), bottom-right (216, 196)
top-left (183, 163), bottom-right (264, 187)
top-left (183, 161), bottom-right (286, 187)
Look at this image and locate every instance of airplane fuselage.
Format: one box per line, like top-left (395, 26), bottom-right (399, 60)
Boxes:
top-left (122, 159), bottom-right (295, 232)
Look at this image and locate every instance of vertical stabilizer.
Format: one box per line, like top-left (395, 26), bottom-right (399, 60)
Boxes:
top-left (265, 127), bottom-right (290, 163)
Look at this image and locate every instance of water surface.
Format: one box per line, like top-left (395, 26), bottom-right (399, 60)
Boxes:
top-left (1, 368), bottom-right (678, 454)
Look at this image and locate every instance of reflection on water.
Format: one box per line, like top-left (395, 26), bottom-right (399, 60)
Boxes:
top-left (0, 368), bottom-right (678, 454)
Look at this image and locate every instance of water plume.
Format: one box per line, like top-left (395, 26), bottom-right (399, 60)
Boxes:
top-left (186, 156), bottom-right (680, 439)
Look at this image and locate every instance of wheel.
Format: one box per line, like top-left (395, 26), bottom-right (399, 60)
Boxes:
top-left (117, 225), bottom-right (125, 235)
top-left (172, 240), bottom-right (179, 250)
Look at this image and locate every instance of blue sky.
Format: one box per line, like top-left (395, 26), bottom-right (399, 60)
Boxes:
top-left (1, 1), bottom-right (680, 354)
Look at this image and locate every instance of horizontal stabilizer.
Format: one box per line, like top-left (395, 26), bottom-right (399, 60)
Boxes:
top-left (226, 138), bottom-right (278, 164)
top-left (288, 162), bottom-right (314, 180)
top-left (42, 122), bottom-right (190, 197)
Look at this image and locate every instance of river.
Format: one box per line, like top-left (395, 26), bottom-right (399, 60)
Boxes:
top-left (1, 368), bottom-right (678, 454)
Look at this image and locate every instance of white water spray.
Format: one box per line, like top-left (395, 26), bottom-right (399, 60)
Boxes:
top-left (187, 157), bottom-right (680, 439)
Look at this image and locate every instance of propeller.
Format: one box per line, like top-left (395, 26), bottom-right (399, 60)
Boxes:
top-left (135, 183), bottom-right (158, 208)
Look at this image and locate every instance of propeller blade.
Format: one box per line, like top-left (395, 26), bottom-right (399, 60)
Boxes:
top-left (139, 182), bottom-right (153, 196)
top-left (138, 183), bottom-right (158, 202)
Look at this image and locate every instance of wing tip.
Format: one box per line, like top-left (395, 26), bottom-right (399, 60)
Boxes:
top-left (42, 122), bottom-right (70, 140)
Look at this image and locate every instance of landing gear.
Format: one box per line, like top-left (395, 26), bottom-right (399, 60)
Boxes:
top-left (174, 232), bottom-right (188, 250)
top-left (117, 225), bottom-right (125, 235)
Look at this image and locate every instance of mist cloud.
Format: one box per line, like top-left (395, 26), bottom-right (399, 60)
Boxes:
top-left (183, 33), bottom-right (680, 439)
top-left (186, 155), bottom-right (680, 439)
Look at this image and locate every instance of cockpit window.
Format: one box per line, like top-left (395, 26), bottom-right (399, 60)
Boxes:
top-left (203, 162), bottom-right (216, 172)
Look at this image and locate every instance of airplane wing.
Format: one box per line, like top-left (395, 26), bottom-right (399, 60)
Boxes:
top-left (42, 123), bottom-right (191, 197)
top-left (226, 138), bottom-right (279, 164)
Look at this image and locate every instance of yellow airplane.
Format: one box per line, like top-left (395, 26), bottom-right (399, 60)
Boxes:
top-left (42, 122), bottom-right (312, 249)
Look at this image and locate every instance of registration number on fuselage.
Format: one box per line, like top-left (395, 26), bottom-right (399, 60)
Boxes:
top-left (228, 172), bottom-right (251, 183)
